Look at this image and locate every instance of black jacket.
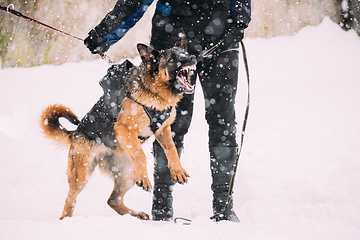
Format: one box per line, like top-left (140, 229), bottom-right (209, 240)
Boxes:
top-left (91, 0), bottom-right (251, 54)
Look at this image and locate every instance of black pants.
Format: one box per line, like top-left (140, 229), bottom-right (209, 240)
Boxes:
top-left (151, 43), bottom-right (240, 148)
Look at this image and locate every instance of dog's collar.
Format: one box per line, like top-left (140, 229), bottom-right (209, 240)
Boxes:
top-left (104, 91), bottom-right (172, 134)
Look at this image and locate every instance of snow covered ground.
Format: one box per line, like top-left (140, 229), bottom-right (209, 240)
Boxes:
top-left (1, 18), bottom-right (360, 239)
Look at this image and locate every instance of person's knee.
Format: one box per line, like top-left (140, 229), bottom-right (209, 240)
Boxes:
top-left (205, 102), bottom-right (237, 147)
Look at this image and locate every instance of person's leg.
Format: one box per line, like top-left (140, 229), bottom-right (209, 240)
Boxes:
top-left (152, 141), bottom-right (180, 221)
top-left (198, 49), bottom-right (240, 222)
top-left (151, 83), bottom-right (196, 221)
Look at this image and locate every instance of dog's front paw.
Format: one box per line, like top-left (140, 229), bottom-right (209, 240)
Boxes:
top-left (169, 166), bottom-right (189, 184)
top-left (136, 174), bottom-right (152, 192)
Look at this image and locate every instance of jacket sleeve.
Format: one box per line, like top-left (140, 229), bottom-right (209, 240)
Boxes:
top-left (92, 0), bottom-right (154, 46)
top-left (231, 0), bottom-right (251, 29)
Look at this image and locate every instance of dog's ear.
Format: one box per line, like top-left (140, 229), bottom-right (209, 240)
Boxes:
top-left (137, 44), bottom-right (159, 72)
top-left (175, 32), bottom-right (187, 51)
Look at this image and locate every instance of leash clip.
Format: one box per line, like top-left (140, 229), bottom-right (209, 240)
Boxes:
top-left (100, 52), bottom-right (118, 65)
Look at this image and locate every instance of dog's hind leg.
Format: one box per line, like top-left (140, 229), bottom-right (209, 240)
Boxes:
top-left (107, 180), bottom-right (149, 220)
top-left (104, 152), bottom-right (149, 220)
top-left (60, 143), bottom-right (92, 220)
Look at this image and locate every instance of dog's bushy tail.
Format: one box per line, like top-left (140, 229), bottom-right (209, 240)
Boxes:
top-left (40, 104), bottom-right (80, 147)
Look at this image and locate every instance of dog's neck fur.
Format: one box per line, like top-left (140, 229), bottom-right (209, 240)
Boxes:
top-left (124, 64), bottom-right (183, 111)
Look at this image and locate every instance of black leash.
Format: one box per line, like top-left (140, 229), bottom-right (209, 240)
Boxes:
top-left (0, 4), bottom-right (116, 64)
top-left (223, 40), bottom-right (250, 214)
top-left (1, 4), bottom-right (84, 41)
top-left (201, 39), bottom-right (224, 59)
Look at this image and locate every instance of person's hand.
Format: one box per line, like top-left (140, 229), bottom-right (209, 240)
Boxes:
top-left (84, 29), bottom-right (110, 54)
top-left (223, 18), bottom-right (244, 46)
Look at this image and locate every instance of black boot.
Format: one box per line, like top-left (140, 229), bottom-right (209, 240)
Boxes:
top-left (152, 141), bottom-right (182, 221)
top-left (210, 146), bottom-right (240, 222)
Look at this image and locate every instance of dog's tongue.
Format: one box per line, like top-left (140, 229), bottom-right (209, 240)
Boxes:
top-left (178, 75), bottom-right (194, 93)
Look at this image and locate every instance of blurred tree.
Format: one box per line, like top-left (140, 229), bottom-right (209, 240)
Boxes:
top-left (245, 0), bottom-right (342, 37)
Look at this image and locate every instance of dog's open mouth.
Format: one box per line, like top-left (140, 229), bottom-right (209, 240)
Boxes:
top-left (176, 65), bottom-right (196, 94)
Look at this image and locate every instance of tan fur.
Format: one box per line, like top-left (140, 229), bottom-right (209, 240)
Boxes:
top-left (125, 64), bottom-right (183, 111)
top-left (40, 104), bottom-right (77, 147)
top-left (40, 46), bottom-right (190, 220)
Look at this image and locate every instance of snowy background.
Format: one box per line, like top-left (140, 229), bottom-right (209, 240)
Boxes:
top-left (1, 18), bottom-right (360, 239)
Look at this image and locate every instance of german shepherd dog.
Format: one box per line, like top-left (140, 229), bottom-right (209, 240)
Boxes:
top-left (40, 36), bottom-right (196, 220)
